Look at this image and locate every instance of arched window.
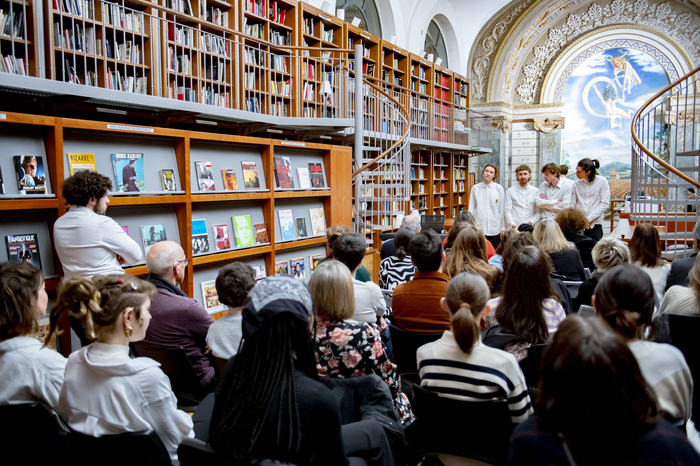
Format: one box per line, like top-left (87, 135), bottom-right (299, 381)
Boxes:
top-left (336, 0), bottom-right (382, 38)
top-left (424, 20), bottom-right (448, 68)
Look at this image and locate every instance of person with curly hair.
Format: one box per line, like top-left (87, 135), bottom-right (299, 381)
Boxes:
top-left (555, 207), bottom-right (596, 271)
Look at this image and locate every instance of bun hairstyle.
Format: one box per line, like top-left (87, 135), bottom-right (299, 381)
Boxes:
top-left (325, 225), bottom-right (349, 252)
top-left (393, 227), bottom-right (416, 261)
top-left (47, 274), bottom-right (156, 343)
top-left (0, 261), bottom-right (44, 339)
top-left (444, 272), bottom-right (490, 353)
top-left (577, 158), bottom-right (600, 182)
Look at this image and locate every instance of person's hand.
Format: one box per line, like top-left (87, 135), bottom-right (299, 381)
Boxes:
top-left (116, 254), bottom-right (126, 265)
top-left (539, 193), bottom-right (546, 199)
top-left (512, 224), bottom-right (517, 229)
top-left (527, 221), bottom-right (532, 225)
top-left (378, 317), bottom-right (388, 332)
top-left (500, 231), bottom-right (505, 238)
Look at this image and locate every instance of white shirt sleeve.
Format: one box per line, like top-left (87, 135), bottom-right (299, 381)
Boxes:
top-left (588, 178), bottom-right (611, 224)
top-left (498, 184), bottom-right (506, 232)
top-left (504, 189), bottom-right (515, 228)
top-left (100, 217), bottom-right (143, 264)
top-left (468, 185), bottom-right (477, 215)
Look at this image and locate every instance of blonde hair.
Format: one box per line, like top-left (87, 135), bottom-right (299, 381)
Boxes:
top-left (533, 218), bottom-right (575, 254)
top-left (689, 256), bottom-right (700, 298)
top-left (592, 238), bottom-right (631, 273)
top-left (308, 261), bottom-right (355, 321)
top-left (444, 226), bottom-right (498, 289)
top-left (444, 272), bottom-right (491, 354)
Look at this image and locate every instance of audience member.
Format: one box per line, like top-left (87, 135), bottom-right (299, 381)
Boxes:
top-left (142, 241), bottom-right (215, 389)
top-left (0, 262), bottom-right (66, 415)
top-left (533, 218), bottom-right (587, 281)
top-left (571, 158), bottom-right (610, 242)
top-left (380, 215), bottom-right (420, 260)
top-left (324, 225), bottom-right (371, 282)
top-left (488, 228), bottom-right (519, 272)
top-left (574, 237), bottom-right (630, 312)
top-left (517, 223), bottom-right (534, 233)
top-left (659, 256), bottom-right (700, 317)
top-left (49, 275), bottom-right (193, 461)
top-left (556, 207), bottom-right (596, 271)
top-left (444, 217), bottom-right (495, 258)
top-left (535, 163), bottom-right (572, 221)
top-left (505, 165), bottom-right (539, 229)
top-left (392, 230), bottom-right (450, 333)
top-left (379, 227), bottom-right (417, 290)
top-left (206, 262), bottom-right (256, 360)
top-left (665, 220), bottom-right (699, 290)
top-left (468, 164), bottom-right (505, 249)
top-left (417, 272), bottom-right (532, 423)
top-left (443, 226), bottom-right (499, 292)
top-left (629, 223), bottom-right (671, 308)
top-left (310, 261), bottom-right (413, 423)
top-left (594, 264), bottom-right (692, 425)
top-left (507, 315), bottom-right (699, 464)
top-left (558, 164), bottom-right (575, 189)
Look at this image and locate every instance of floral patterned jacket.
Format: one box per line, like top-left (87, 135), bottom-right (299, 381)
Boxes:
top-left (315, 319), bottom-right (414, 423)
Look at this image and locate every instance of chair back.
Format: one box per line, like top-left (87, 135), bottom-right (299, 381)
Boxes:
top-left (562, 280), bottom-right (583, 300)
top-left (408, 384), bottom-right (514, 465)
top-left (0, 402), bottom-right (69, 461)
top-left (519, 343), bottom-right (549, 391)
top-left (578, 304), bottom-right (595, 316)
top-left (389, 323), bottom-right (442, 375)
top-left (68, 429), bottom-right (171, 466)
top-left (178, 438), bottom-right (296, 466)
top-left (668, 314), bottom-right (700, 423)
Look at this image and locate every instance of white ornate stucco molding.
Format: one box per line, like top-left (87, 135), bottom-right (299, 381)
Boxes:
top-left (515, 0), bottom-right (700, 104)
top-left (534, 118), bottom-right (566, 132)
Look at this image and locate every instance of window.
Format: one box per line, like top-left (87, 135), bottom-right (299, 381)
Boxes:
top-left (424, 20), bottom-right (448, 68)
top-left (336, 0), bottom-right (382, 38)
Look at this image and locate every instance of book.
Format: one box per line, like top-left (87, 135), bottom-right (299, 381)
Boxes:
top-left (192, 219), bottom-right (210, 255)
top-left (14, 156), bottom-right (46, 195)
top-left (252, 264), bottom-right (266, 282)
top-left (111, 153), bottom-right (144, 193)
top-left (278, 209), bottom-right (295, 241)
top-left (296, 218), bottom-right (308, 238)
top-left (141, 224), bottom-right (167, 256)
top-left (254, 223), bottom-right (269, 244)
top-left (310, 254), bottom-right (323, 274)
top-left (214, 224), bottom-right (231, 250)
top-left (274, 156), bottom-right (294, 189)
top-left (274, 260), bottom-right (288, 275)
top-left (297, 168), bottom-right (310, 189)
top-left (308, 162), bottom-right (326, 188)
top-left (67, 153), bottom-right (96, 175)
top-left (5, 233), bottom-right (41, 270)
top-left (241, 160), bottom-right (260, 190)
top-left (221, 169), bottom-right (238, 190)
top-left (309, 207), bottom-right (326, 236)
top-left (160, 169), bottom-right (178, 191)
top-left (200, 279), bottom-right (225, 314)
top-left (232, 214), bottom-right (255, 247)
top-left (290, 257), bottom-right (305, 282)
top-left (194, 161), bottom-right (216, 191)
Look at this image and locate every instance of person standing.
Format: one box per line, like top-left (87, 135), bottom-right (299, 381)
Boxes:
top-left (535, 163), bottom-right (572, 221)
top-left (558, 164), bottom-right (575, 190)
top-left (504, 165), bottom-right (539, 229)
top-left (468, 164), bottom-right (505, 249)
top-left (571, 158), bottom-right (610, 242)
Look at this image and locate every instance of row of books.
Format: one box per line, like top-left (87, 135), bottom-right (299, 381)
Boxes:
top-left (268, 1), bottom-right (287, 24)
top-left (204, 60), bottom-right (227, 82)
top-left (63, 60), bottom-right (98, 86)
top-left (191, 216), bottom-right (268, 256)
top-left (278, 207), bottom-right (326, 241)
top-left (53, 24), bottom-right (97, 54)
top-left (169, 84), bottom-right (196, 102)
top-left (244, 48), bottom-right (264, 66)
top-left (411, 82), bottom-right (428, 94)
top-left (273, 157), bottom-right (325, 189)
top-left (1, 54), bottom-right (26, 75)
top-left (243, 22), bottom-right (265, 40)
top-left (269, 30), bottom-right (290, 46)
top-left (53, 0), bottom-right (94, 20)
top-left (168, 0), bottom-right (193, 16)
top-left (270, 55), bottom-right (288, 73)
top-left (202, 87), bottom-right (229, 107)
top-left (106, 70), bottom-right (147, 94)
top-left (201, 35), bottom-right (228, 56)
top-left (168, 24), bottom-right (194, 46)
top-left (103, 6), bottom-right (144, 33)
top-left (270, 102), bottom-right (287, 117)
top-left (411, 66), bottom-right (427, 79)
top-left (410, 197), bottom-right (428, 209)
top-left (244, 0), bottom-right (267, 17)
top-left (106, 40), bottom-right (142, 64)
top-left (1, 9), bottom-right (24, 39)
top-left (206, 8), bottom-right (229, 27)
top-left (270, 79), bottom-right (291, 97)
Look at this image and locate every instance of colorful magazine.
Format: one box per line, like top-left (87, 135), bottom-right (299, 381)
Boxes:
top-left (278, 209), bottom-right (295, 241)
top-left (241, 160), bottom-right (260, 190)
top-left (274, 260), bottom-right (289, 275)
top-left (160, 169), bottom-right (178, 191)
top-left (254, 223), bottom-right (269, 244)
top-left (252, 264), bottom-right (266, 282)
top-left (310, 254), bottom-right (323, 274)
top-left (296, 218), bottom-right (308, 238)
top-left (200, 279), bottom-right (225, 314)
top-left (274, 156), bottom-right (294, 189)
top-left (232, 214), bottom-right (255, 247)
top-left (67, 153), bottom-right (96, 175)
top-left (192, 219), bottom-right (210, 254)
top-left (214, 224), bottom-right (231, 250)
top-left (141, 224), bottom-right (167, 256)
top-left (308, 162), bottom-right (326, 188)
top-left (297, 168), bottom-right (310, 189)
top-left (14, 155), bottom-right (47, 195)
top-left (5, 233), bottom-right (41, 270)
top-left (194, 161), bottom-right (216, 191)
top-left (309, 207), bottom-right (326, 236)
top-left (222, 169), bottom-right (238, 190)
top-left (111, 153), bottom-right (144, 192)
top-left (290, 257), bottom-right (305, 282)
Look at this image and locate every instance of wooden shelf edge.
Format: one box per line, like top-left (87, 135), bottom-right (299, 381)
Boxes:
top-left (190, 192), bottom-right (272, 202)
top-left (274, 236), bottom-right (325, 251)
top-left (0, 198), bottom-right (59, 210)
top-left (108, 195), bottom-right (188, 205)
top-left (274, 190), bottom-right (331, 198)
top-left (192, 244), bottom-right (272, 265)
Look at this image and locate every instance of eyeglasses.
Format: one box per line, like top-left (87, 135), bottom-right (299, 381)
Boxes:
top-left (175, 259), bottom-right (190, 267)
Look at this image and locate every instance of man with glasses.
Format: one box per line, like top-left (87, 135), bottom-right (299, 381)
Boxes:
top-left (143, 240), bottom-right (216, 391)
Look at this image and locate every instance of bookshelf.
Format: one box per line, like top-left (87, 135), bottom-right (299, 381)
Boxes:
top-left (452, 153), bottom-right (467, 216)
top-left (408, 52), bottom-right (431, 140)
top-left (379, 40), bottom-right (407, 90)
top-left (1, 0), bottom-right (36, 75)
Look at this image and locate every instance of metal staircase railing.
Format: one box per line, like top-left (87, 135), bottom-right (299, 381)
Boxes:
top-left (631, 65), bottom-right (700, 259)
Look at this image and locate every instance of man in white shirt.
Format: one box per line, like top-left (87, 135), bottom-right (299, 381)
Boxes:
top-left (535, 163), bottom-right (573, 221)
top-left (559, 164), bottom-right (575, 190)
top-left (54, 170), bottom-right (142, 278)
top-left (468, 164), bottom-right (506, 249)
top-left (504, 164), bottom-right (539, 229)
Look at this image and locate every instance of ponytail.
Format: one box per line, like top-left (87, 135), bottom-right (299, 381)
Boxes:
top-left (396, 245), bottom-right (407, 261)
top-left (47, 277), bottom-right (101, 344)
top-left (444, 272), bottom-right (490, 354)
top-left (451, 302), bottom-right (479, 353)
top-left (577, 158), bottom-right (600, 182)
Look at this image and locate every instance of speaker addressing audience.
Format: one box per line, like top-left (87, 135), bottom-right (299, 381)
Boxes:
top-left (468, 164), bottom-right (506, 249)
top-left (571, 158), bottom-right (611, 242)
top-left (504, 164), bottom-right (539, 229)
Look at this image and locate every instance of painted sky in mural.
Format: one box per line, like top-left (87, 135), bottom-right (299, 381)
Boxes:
top-left (561, 48), bottom-right (670, 180)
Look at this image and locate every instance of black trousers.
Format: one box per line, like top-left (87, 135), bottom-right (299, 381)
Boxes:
top-left (485, 234), bottom-right (501, 250)
top-left (584, 224), bottom-right (603, 242)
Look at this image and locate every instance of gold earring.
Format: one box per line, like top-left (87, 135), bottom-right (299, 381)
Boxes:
top-left (124, 326), bottom-right (133, 338)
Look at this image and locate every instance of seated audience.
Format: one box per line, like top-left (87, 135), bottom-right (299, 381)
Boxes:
top-left (488, 228), bottom-right (519, 272)
top-left (392, 230), bottom-right (451, 333)
top-left (324, 225), bottom-right (371, 282)
top-left (49, 275), bottom-right (193, 461)
top-left (380, 215), bottom-right (420, 260)
top-left (555, 207), bottom-right (596, 271)
top-left (629, 223), bottom-right (671, 308)
top-left (311, 261), bottom-right (413, 423)
top-left (378, 227), bottom-right (417, 290)
top-left (142, 240), bottom-right (215, 389)
top-left (0, 262), bottom-right (66, 414)
top-left (533, 218), bottom-right (586, 281)
top-left (443, 226), bottom-right (499, 292)
top-left (333, 233), bottom-right (386, 329)
top-left (594, 264), bottom-right (692, 425)
top-left (206, 262), bottom-right (256, 360)
top-left (417, 272), bottom-right (533, 424)
top-left (517, 223), bottom-right (534, 233)
top-left (574, 237), bottom-right (630, 312)
top-left (665, 220), bottom-right (699, 290)
top-left (507, 314), bottom-right (699, 464)
top-left (659, 255), bottom-right (700, 317)
top-left (444, 212), bottom-right (496, 258)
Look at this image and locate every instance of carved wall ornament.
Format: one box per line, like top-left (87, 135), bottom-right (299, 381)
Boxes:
top-left (534, 118), bottom-right (566, 133)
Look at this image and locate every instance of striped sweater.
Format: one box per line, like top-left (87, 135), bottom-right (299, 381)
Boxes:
top-left (379, 255), bottom-right (417, 291)
top-left (417, 331), bottom-right (533, 423)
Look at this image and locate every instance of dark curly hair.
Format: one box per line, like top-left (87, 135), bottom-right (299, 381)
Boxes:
top-left (62, 170), bottom-right (112, 207)
top-left (216, 262), bottom-right (256, 308)
top-left (555, 208), bottom-right (589, 234)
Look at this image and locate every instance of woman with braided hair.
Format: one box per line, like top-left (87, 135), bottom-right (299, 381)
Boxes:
top-left (47, 274), bottom-right (193, 462)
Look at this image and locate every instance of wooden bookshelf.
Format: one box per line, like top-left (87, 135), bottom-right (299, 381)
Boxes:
top-left (378, 40), bottom-right (407, 91)
top-left (1, 0), bottom-right (37, 75)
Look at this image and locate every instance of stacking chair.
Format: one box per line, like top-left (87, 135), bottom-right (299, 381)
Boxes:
top-left (519, 343), bottom-right (549, 392)
top-left (668, 314), bottom-right (700, 423)
top-left (562, 280), bottom-right (583, 300)
top-left (68, 429), bottom-right (171, 466)
top-left (577, 304), bottom-right (595, 316)
top-left (178, 438), bottom-right (297, 466)
top-left (0, 402), bottom-right (69, 463)
top-left (389, 323), bottom-right (442, 385)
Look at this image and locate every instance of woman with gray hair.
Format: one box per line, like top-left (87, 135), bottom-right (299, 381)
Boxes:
top-left (574, 237), bottom-right (631, 312)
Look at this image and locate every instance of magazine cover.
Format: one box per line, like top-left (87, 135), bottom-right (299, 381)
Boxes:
top-left (192, 219), bottom-right (210, 255)
top-left (194, 161), bottom-right (216, 191)
top-left (232, 214), bottom-right (255, 247)
top-left (308, 162), bottom-right (326, 188)
top-left (274, 156), bottom-right (294, 189)
top-left (296, 218), bottom-right (308, 238)
top-left (214, 224), bottom-right (231, 250)
top-left (254, 223), bottom-right (269, 244)
top-left (160, 169), bottom-right (178, 191)
top-left (222, 169), bottom-right (238, 190)
top-left (309, 207), bottom-right (326, 236)
top-left (241, 160), bottom-right (260, 190)
top-left (310, 254), bottom-right (323, 274)
top-left (14, 155), bottom-right (47, 195)
top-left (278, 209), bottom-right (295, 241)
top-left (290, 257), bottom-right (305, 282)
top-left (274, 260), bottom-right (289, 275)
top-left (111, 153), bottom-right (144, 193)
top-left (5, 233), bottom-right (41, 270)
top-left (252, 264), bottom-right (266, 282)
top-left (67, 153), bottom-right (96, 175)
top-left (141, 224), bottom-right (167, 256)
top-left (297, 168), bottom-right (310, 189)
top-left (201, 279), bottom-right (225, 314)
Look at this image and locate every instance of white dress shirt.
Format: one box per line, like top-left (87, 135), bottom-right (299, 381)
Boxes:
top-left (559, 176), bottom-right (575, 190)
top-left (468, 181), bottom-right (506, 236)
top-left (571, 176), bottom-right (611, 226)
top-left (505, 184), bottom-right (539, 228)
top-left (347, 278), bottom-right (386, 325)
top-left (53, 206), bottom-right (142, 278)
top-left (535, 179), bottom-right (573, 220)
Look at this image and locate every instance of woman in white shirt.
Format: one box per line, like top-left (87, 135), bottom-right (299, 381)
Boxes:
top-left (468, 164), bottom-right (505, 249)
top-left (0, 262), bottom-right (66, 414)
top-left (47, 275), bottom-right (193, 461)
top-left (571, 158), bottom-right (610, 242)
top-left (629, 223), bottom-right (671, 309)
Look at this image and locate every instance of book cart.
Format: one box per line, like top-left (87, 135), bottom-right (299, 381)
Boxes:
top-left (0, 110), bottom-right (351, 355)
